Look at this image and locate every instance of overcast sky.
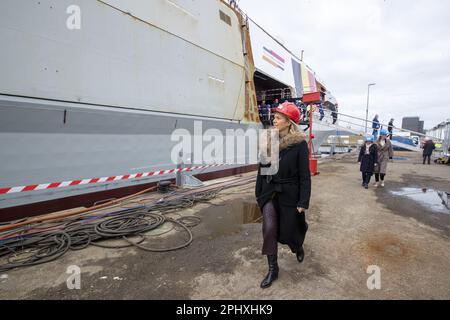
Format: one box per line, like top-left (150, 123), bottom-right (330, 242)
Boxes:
top-left (239, 0), bottom-right (450, 129)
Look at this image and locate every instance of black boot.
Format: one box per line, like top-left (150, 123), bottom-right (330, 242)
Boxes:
top-left (260, 255), bottom-right (279, 289)
top-left (296, 246), bottom-right (305, 263)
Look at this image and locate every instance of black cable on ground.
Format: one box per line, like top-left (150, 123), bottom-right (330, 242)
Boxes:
top-left (123, 218), bottom-right (193, 252)
top-left (0, 232), bottom-right (71, 273)
top-left (0, 176), bottom-right (255, 272)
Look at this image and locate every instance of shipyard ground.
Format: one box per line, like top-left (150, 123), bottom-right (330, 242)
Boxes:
top-left (1, 151), bottom-right (449, 300)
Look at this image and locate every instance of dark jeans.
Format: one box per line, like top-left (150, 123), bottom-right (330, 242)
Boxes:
top-left (423, 155), bottom-right (431, 165)
top-left (261, 200), bottom-right (278, 256)
top-left (375, 173), bottom-right (385, 182)
top-left (372, 129), bottom-right (378, 138)
top-left (362, 172), bottom-right (373, 185)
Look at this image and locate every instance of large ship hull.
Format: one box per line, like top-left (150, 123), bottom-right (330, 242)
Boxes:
top-left (0, 93), bottom-right (262, 209)
top-left (0, 0), bottom-right (334, 216)
top-left (0, 94), bottom-right (332, 211)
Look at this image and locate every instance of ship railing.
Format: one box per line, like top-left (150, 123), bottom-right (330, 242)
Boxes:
top-left (309, 108), bottom-right (444, 144)
top-left (256, 88), bottom-right (293, 101)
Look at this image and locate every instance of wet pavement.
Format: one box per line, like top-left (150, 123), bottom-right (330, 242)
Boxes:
top-left (197, 198), bottom-right (261, 238)
top-left (390, 187), bottom-right (449, 214)
top-left (1, 151), bottom-right (450, 299)
top-left (376, 172), bottom-right (450, 237)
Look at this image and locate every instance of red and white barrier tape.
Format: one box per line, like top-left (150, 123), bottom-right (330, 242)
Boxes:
top-left (0, 164), bottom-right (227, 195)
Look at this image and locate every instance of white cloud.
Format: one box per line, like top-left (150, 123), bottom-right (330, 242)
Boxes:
top-left (239, 0), bottom-right (450, 129)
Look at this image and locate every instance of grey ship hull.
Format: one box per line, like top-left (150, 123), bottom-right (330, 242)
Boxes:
top-left (0, 0), bottom-right (334, 213)
top-left (0, 94), bottom-right (333, 210)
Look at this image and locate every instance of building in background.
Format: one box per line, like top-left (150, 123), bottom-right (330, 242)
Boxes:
top-left (402, 117), bottom-right (425, 134)
top-left (427, 120), bottom-right (450, 152)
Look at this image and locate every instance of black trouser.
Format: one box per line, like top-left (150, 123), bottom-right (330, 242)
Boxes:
top-left (261, 200), bottom-right (278, 256)
top-left (375, 173), bottom-right (385, 182)
top-left (423, 155), bottom-right (431, 165)
top-left (362, 172), bottom-right (373, 185)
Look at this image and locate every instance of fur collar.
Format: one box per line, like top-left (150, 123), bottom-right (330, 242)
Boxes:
top-left (279, 131), bottom-right (306, 151)
top-left (259, 130), bottom-right (307, 163)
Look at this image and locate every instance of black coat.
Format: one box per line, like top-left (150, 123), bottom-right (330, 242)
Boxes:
top-left (422, 141), bottom-right (435, 156)
top-left (255, 132), bottom-right (311, 253)
top-left (388, 121), bottom-right (394, 133)
top-left (358, 144), bottom-right (378, 173)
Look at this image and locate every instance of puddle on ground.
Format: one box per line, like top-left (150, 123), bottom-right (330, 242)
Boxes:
top-left (390, 188), bottom-right (450, 214)
top-left (392, 157), bottom-right (409, 161)
top-left (197, 199), bottom-right (261, 237)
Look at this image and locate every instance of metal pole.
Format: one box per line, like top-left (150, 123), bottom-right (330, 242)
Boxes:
top-left (365, 83), bottom-right (376, 135)
top-left (309, 104), bottom-right (313, 156)
top-left (176, 151), bottom-right (183, 187)
top-left (365, 85), bottom-right (370, 135)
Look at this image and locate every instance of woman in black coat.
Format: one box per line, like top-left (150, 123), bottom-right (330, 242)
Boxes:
top-left (255, 102), bottom-right (311, 289)
top-left (358, 135), bottom-right (378, 189)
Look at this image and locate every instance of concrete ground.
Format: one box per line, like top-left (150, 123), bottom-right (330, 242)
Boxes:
top-left (1, 151), bottom-right (449, 300)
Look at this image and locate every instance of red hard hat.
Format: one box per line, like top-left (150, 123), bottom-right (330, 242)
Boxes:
top-left (273, 102), bottom-right (300, 124)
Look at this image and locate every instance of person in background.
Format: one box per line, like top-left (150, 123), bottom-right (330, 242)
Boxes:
top-left (258, 101), bottom-right (264, 121)
top-left (258, 100), bottom-right (269, 126)
top-left (300, 102), bottom-right (307, 119)
top-left (373, 129), bottom-right (394, 187)
top-left (388, 118), bottom-right (394, 139)
top-left (358, 135), bottom-right (378, 189)
top-left (318, 104), bottom-right (325, 121)
top-left (422, 137), bottom-right (436, 165)
top-left (294, 101), bottom-right (304, 122)
top-left (331, 106), bottom-right (338, 125)
top-left (372, 115), bottom-right (380, 139)
top-left (273, 98), bottom-right (280, 108)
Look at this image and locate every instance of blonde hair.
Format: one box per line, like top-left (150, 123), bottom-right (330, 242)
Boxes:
top-left (278, 112), bottom-right (301, 135)
top-left (377, 135), bottom-right (387, 144)
top-left (288, 120), bottom-right (301, 135)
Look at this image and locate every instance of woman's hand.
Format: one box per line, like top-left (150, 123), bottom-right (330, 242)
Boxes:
top-left (297, 207), bottom-right (305, 213)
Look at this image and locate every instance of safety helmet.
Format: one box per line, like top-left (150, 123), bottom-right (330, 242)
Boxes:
top-left (273, 102), bottom-right (300, 124)
top-left (366, 135), bottom-right (375, 142)
top-left (380, 129), bottom-right (388, 136)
